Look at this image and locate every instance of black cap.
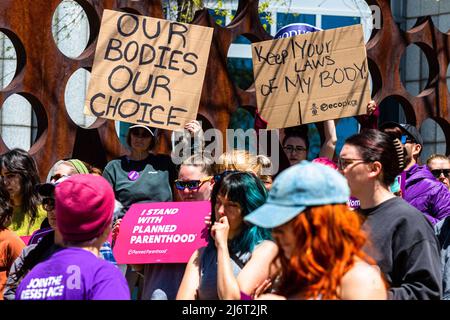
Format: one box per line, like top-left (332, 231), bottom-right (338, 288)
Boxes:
top-left (379, 121), bottom-right (424, 146)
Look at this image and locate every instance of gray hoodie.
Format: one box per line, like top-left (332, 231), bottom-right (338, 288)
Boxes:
top-left (435, 217), bottom-right (450, 300)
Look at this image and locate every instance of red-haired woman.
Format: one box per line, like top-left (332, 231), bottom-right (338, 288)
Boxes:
top-left (244, 161), bottom-right (387, 300)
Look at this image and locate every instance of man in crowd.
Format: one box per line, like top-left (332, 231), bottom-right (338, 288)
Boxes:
top-left (15, 175), bottom-right (130, 300)
top-left (380, 122), bottom-right (450, 224)
top-left (427, 154), bottom-right (450, 190)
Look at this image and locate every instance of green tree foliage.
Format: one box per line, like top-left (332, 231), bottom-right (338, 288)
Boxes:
top-left (165, 0), bottom-right (292, 27)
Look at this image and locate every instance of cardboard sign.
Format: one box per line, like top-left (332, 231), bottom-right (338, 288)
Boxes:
top-left (113, 201), bottom-right (210, 264)
top-left (252, 24), bottom-right (371, 129)
top-left (84, 10), bottom-right (213, 130)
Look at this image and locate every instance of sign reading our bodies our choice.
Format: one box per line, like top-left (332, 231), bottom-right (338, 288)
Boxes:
top-left (113, 201), bottom-right (210, 264)
top-left (252, 24), bottom-right (372, 129)
top-left (84, 10), bottom-right (213, 130)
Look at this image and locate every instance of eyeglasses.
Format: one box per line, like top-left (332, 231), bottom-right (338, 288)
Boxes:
top-left (283, 145), bottom-right (307, 153)
top-left (400, 135), bottom-right (415, 145)
top-left (337, 158), bottom-right (366, 170)
top-left (42, 197), bottom-right (55, 211)
top-left (50, 173), bottom-right (68, 182)
top-left (431, 169), bottom-right (450, 179)
top-left (174, 176), bottom-right (213, 191)
top-left (213, 170), bottom-right (240, 183)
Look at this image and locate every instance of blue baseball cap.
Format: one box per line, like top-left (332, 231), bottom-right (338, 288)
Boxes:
top-left (244, 161), bottom-right (350, 229)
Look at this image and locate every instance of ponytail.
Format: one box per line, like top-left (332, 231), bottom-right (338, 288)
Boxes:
top-left (392, 138), bottom-right (406, 172)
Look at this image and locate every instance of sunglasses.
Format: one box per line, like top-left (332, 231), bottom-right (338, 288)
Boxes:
top-left (174, 176), bottom-right (213, 191)
top-left (400, 135), bottom-right (415, 144)
top-left (431, 169), bottom-right (450, 178)
top-left (50, 173), bottom-right (68, 182)
top-left (42, 197), bottom-right (55, 211)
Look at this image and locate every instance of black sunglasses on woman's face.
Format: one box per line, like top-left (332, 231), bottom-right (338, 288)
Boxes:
top-left (431, 169), bottom-right (450, 178)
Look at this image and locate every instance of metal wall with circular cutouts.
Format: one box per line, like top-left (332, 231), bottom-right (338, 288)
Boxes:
top-left (0, 0), bottom-right (448, 180)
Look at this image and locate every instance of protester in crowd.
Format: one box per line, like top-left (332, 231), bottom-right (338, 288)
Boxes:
top-left (244, 161), bottom-right (386, 300)
top-left (282, 125), bottom-right (312, 167)
top-left (281, 101), bottom-right (378, 167)
top-left (29, 159), bottom-right (117, 263)
top-left (214, 149), bottom-right (273, 177)
top-left (103, 124), bottom-right (177, 298)
top-left (0, 182), bottom-right (25, 300)
top-left (175, 155), bottom-right (215, 203)
top-left (124, 155), bottom-right (215, 300)
top-left (255, 154), bottom-right (273, 190)
top-left (340, 129), bottom-right (442, 299)
top-left (281, 117), bottom-right (340, 166)
top-left (173, 120), bottom-right (276, 187)
top-left (435, 216), bottom-right (450, 300)
top-left (174, 121), bottom-right (276, 190)
top-left (3, 160), bottom-right (118, 300)
top-left (215, 150), bottom-right (275, 190)
top-left (427, 154), bottom-right (450, 189)
top-left (103, 124), bottom-right (177, 220)
top-left (380, 122), bottom-right (450, 224)
top-left (3, 176), bottom-right (65, 300)
top-left (177, 172), bottom-right (277, 300)
top-left (0, 149), bottom-right (46, 236)
top-left (15, 174), bottom-right (130, 300)
top-left (30, 158), bottom-right (90, 243)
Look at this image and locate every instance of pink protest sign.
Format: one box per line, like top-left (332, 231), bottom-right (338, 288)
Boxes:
top-left (113, 201), bottom-right (210, 264)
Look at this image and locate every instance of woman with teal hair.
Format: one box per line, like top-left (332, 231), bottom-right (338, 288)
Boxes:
top-left (177, 172), bottom-right (277, 300)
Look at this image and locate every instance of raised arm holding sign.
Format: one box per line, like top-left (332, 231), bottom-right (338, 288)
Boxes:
top-left (252, 24), bottom-right (371, 130)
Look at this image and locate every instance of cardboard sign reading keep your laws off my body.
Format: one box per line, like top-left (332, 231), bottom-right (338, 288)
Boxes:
top-left (252, 24), bottom-right (371, 129)
top-left (84, 10), bottom-right (213, 130)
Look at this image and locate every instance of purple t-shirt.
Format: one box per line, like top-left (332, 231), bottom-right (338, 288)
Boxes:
top-left (16, 247), bottom-right (130, 300)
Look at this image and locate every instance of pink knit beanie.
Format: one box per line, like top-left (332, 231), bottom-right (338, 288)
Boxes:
top-left (55, 174), bottom-right (114, 242)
